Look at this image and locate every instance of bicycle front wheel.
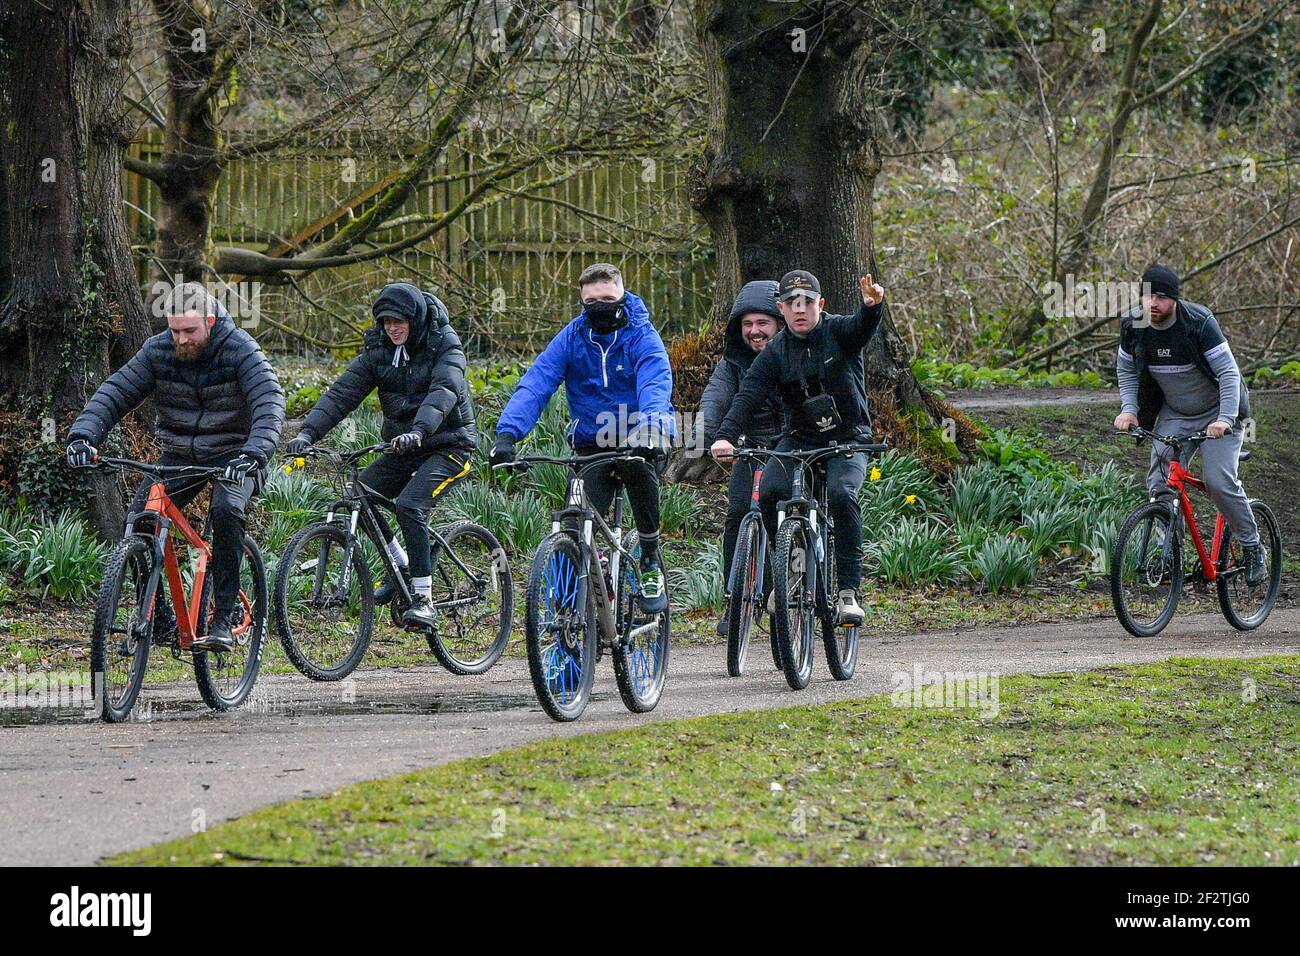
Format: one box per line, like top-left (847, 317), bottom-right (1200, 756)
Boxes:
top-left (90, 537), bottom-right (154, 723)
top-left (726, 514), bottom-right (763, 678)
top-left (274, 523), bottom-right (375, 681)
top-left (773, 518), bottom-right (815, 689)
top-left (525, 533), bottom-right (597, 722)
top-left (194, 536), bottom-right (268, 710)
top-left (820, 524), bottom-right (859, 681)
top-left (426, 521), bottom-right (513, 674)
top-left (1110, 501), bottom-right (1183, 637)
top-left (1217, 500), bottom-right (1282, 631)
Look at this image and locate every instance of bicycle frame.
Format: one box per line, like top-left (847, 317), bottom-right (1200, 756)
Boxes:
top-left (1162, 458), bottom-right (1228, 583)
top-left (125, 478), bottom-right (252, 650)
top-left (552, 473), bottom-right (641, 644)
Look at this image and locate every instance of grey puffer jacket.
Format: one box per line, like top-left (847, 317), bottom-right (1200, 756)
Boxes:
top-left (69, 304), bottom-right (285, 464)
top-left (699, 281), bottom-right (786, 448)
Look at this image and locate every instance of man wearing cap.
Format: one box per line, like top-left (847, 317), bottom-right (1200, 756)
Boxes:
top-left (66, 281), bottom-right (285, 651)
top-left (709, 270), bottom-right (886, 626)
top-left (286, 282), bottom-right (478, 628)
top-left (699, 280), bottom-right (786, 635)
top-left (1114, 264), bottom-right (1265, 585)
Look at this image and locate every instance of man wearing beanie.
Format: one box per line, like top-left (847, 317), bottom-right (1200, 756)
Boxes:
top-left (699, 280), bottom-right (786, 637)
top-left (1115, 264), bottom-right (1266, 585)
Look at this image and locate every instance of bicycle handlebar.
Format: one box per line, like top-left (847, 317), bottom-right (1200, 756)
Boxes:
top-left (93, 456), bottom-right (227, 479)
top-left (281, 443), bottom-right (392, 473)
top-left (728, 442), bottom-right (889, 463)
top-left (493, 449), bottom-right (643, 471)
top-left (1119, 425), bottom-right (1225, 448)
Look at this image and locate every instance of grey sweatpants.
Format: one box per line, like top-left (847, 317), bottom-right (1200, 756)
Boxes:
top-left (1146, 407), bottom-right (1259, 547)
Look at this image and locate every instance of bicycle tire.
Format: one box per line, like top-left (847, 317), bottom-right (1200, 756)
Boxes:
top-left (1110, 501), bottom-right (1183, 637)
top-left (1217, 500), bottom-right (1282, 631)
top-left (274, 522), bottom-right (374, 681)
top-left (726, 514), bottom-right (762, 678)
top-left (90, 537), bottom-right (154, 723)
top-left (525, 532), bottom-right (597, 721)
top-left (613, 546), bottom-right (670, 713)
top-left (773, 518), bottom-right (815, 690)
top-left (425, 521), bottom-right (513, 675)
top-left (194, 536), bottom-right (268, 710)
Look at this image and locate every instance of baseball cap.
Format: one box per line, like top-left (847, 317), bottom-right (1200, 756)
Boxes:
top-left (778, 270), bottom-right (821, 302)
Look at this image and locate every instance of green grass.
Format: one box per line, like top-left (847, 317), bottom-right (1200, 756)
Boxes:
top-left (112, 656), bottom-right (1300, 866)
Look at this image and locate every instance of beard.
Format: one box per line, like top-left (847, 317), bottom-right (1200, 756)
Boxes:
top-left (174, 338), bottom-right (211, 363)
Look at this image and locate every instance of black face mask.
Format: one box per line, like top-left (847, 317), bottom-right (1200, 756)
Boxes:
top-left (585, 296), bottom-right (628, 334)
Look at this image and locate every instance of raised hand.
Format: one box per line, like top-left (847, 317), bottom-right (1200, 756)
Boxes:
top-left (860, 273), bottom-right (884, 307)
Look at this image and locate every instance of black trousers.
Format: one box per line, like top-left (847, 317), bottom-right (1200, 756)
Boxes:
top-left (573, 447), bottom-right (662, 550)
top-left (359, 448), bottom-right (472, 576)
top-left (130, 452), bottom-right (256, 616)
top-left (722, 457), bottom-right (762, 580)
top-left (757, 437), bottom-right (868, 590)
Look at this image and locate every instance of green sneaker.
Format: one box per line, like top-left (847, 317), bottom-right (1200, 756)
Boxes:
top-left (638, 563), bottom-right (668, 615)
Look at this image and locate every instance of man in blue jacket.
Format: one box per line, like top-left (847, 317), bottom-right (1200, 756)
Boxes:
top-left (490, 263), bottom-right (676, 613)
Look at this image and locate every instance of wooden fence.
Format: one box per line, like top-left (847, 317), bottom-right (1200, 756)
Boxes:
top-left (124, 129), bottom-right (715, 356)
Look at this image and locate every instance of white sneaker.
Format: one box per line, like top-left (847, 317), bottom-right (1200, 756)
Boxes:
top-left (837, 589), bottom-right (864, 627)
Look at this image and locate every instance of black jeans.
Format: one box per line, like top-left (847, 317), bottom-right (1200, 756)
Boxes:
top-left (722, 457), bottom-right (762, 579)
top-left (130, 452), bottom-right (256, 617)
top-left (359, 448), bottom-right (472, 576)
top-left (757, 437), bottom-right (867, 590)
top-left (574, 447), bottom-right (662, 554)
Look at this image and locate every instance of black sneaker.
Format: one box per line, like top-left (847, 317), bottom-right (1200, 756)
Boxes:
top-left (193, 611), bottom-right (235, 652)
top-left (1242, 545), bottom-right (1267, 587)
top-left (401, 594), bottom-right (438, 629)
top-left (638, 557), bottom-right (668, 615)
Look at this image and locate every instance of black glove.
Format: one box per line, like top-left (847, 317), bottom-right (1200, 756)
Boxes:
top-left (222, 453), bottom-right (259, 485)
top-left (66, 439), bottom-right (97, 469)
top-left (391, 431), bottom-right (423, 454)
top-left (285, 433), bottom-right (312, 456)
top-left (489, 434), bottom-right (516, 467)
top-left (626, 423), bottom-right (671, 460)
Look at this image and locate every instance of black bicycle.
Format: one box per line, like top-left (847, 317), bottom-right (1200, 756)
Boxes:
top-left (497, 450), bottom-right (670, 721)
top-left (274, 443), bottom-right (512, 680)
top-left (722, 446), bottom-right (783, 677)
top-left (763, 441), bottom-right (887, 690)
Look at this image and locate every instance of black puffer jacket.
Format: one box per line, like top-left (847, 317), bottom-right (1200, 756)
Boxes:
top-left (69, 303), bottom-right (285, 464)
top-left (300, 283), bottom-right (477, 453)
top-left (717, 299), bottom-right (885, 445)
top-left (699, 281), bottom-right (785, 448)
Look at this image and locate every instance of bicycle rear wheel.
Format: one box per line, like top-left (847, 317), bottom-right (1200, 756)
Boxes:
top-left (194, 536), bottom-right (268, 710)
top-left (525, 533), bottom-right (597, 722)
top-left (90, 537), bottom-right (154, 723)
top-left (613, 542), bottom-right (670, 712)
top-left (426, 521), bottom-right (513, 675)
top-left (1110, 501), bottom-right (1183, 637)
top-left (1217, 500), bottom-right (1282, 631)
top-left (773, 518), bottom-right (815, 689)
top-left (820, 525), bottom-right (859, 680)
top-left (726, 515), bottom-right (763, 677)
top-left (274, 523), bottom-right (375, 680)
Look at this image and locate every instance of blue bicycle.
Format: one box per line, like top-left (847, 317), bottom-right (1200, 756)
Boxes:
top-left (499, 450), bottom-right (670, 721)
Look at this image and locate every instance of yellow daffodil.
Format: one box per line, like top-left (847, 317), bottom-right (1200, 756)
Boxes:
top-left (904, 494), bottom-right (917, 505)
top-left (870, 466), bottom-right (882, 481)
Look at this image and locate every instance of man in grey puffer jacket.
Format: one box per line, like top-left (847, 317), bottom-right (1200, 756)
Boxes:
top-left (1114, 264), bottom-right (1265, 585)
top-left (67, 282), bottom-right (285, 650)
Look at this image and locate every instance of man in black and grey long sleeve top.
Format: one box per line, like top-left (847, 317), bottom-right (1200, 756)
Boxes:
top-left (1114, 263), bottom-right (1264, 584)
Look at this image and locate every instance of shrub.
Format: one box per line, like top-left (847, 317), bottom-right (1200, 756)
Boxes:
top-left (659, 482), bottom-right (706, 537)
top-left (668, 541), bottom-right (724, 611)
top-left (16, 511), bottom-right (109, 601)
top-left (860, 450), bottom-right (944, 537)
top-left (866, 517), bottom-right (964, 587)
top-left (970, 535), bottom-right (1038, 593)
top-left (944, 461), bottom-right (1017, 529)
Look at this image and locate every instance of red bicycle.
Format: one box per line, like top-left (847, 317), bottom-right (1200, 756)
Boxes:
top-left (89, 457), bottom-right (267, 722)
top-left (1110, 427), bottom-right (1281, 637)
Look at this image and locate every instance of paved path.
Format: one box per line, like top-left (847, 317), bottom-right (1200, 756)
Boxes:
top-left (2, 609), bottom-right (1298, 865)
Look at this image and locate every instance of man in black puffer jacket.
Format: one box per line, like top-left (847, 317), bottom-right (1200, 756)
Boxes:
top-left (286, 282), bottom-right (477, 629)
top-left (66, 282), bottom-right (285, 651)
top-left (699, 280), bottom-right (785, 635)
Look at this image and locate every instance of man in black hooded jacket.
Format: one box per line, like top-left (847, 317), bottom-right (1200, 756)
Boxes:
top-left (699, 280), bottom-right (785, 635)
top-left (286, 282), bottom-right (477, 629)
top-left (66, 282), bottom-right (285, 651)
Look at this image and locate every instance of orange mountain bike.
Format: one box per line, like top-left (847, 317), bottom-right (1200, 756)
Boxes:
top-left (1110, 427), bottom-right (1281, 637)
top-left (89, 457), bottom-right (267, 722)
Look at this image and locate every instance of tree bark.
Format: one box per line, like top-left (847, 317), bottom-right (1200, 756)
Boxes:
top-left (0, 0), bottom-right (150, 536)
top-left (678, 0), bottom-right (974, 479)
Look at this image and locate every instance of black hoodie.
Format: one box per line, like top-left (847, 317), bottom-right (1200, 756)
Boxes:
top-left (301, 283), bottom-right (477, 454)
top-left (699, 280), bottom-right (786, 447)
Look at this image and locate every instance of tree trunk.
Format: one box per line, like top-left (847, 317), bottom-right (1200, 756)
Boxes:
top-left (678, 0), bottom-right (976, 480)
top-left (151, 0), bottom-right (225, 291)
top-left (0, 0), bottom-right (150, 536)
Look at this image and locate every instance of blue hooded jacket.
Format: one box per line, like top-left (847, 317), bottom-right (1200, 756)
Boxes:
top-left (497, 291), bottom-right (676, 448)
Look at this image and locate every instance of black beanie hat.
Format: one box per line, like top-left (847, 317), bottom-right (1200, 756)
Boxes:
top-left (1142, 264), bottom-right (1180, 300)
